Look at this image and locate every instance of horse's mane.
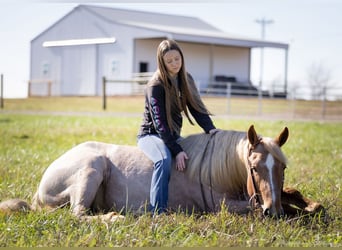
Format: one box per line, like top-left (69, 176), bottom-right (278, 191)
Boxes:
top-left (179, 130), bottom-right (288, 194)
top-left (179, 130), bottom-right (249, 194)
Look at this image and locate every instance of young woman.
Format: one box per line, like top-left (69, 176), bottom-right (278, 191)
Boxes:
top-left (137, 39), bottom-right (219, 214)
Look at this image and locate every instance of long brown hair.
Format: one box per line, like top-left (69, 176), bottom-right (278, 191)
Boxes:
top-left (154, 39), bottom-right (211, 132)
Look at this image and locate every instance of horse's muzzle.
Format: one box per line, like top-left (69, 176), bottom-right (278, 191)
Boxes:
top-left (262, 206), bottom-right (284, 219)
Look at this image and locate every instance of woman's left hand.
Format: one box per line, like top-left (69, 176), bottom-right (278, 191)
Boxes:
top-left (175, 151), bottom-right (188, 172)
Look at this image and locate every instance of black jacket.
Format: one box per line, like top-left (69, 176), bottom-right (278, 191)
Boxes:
top-left (138, 73), bottom-right (215, 156)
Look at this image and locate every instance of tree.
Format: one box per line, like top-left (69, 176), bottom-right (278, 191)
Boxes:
top-left (307, 62), bottom-right (332, 100)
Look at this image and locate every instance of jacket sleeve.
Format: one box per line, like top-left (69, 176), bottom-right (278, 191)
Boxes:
top-left (186, 74), bottom-right (216, 133)
top-left (146, 84), bottom-right (183, 156)
top-left (188, 105), bottom-right (216, 133)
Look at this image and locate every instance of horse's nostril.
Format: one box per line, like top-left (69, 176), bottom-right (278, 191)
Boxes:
top-left (263, 208), bottom-right (270, 216)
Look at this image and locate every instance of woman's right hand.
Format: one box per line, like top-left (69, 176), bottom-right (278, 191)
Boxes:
top-left (175, 151), bottom-right (188, 172)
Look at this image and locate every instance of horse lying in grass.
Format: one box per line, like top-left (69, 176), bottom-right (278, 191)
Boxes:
top-left (0, 125), bottom-right (324, 220)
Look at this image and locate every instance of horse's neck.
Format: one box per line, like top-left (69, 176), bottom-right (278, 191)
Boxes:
top-left (221, 136), bottom-right (249, 193)
top-left (183, 132), bottom-right (249, 194)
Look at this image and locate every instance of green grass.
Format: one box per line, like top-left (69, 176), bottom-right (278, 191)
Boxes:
top-left (2, 96), bottom-right (342, 120)
top-left (0, 97), bottom-right (341, 247)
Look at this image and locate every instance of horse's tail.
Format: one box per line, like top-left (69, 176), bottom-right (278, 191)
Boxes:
top-left (0, 192), bottom-right (42, 214)
top-left (0, 198), bottom-right (32, 213)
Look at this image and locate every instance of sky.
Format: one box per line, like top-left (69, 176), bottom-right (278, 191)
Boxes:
top-left (0, 0), bottom-right (341, 98)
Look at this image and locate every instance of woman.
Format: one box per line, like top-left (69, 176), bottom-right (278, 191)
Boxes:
top-left (138, 39), bottom-right (219, 214)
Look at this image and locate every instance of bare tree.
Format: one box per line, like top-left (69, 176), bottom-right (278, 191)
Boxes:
top-left (307, 62), bottom-right (332, 100)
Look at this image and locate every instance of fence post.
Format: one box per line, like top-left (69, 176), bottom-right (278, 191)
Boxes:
top-left (226, 82), bottom-right (231, 114)
top-left (0, 74), bottom-right (3, 109)
top-left (321, 86), bottom-right (326, 119)
top-left (28, 80), bottom-right (31, 97)
top-left (291, 87), bottom-right (296, 119)
top-left (102, 76), bottom-right (106, 110)
top-left (48, 81), bottom-right (52, 96)
top-left (257, 88), bottom-right (262, 115)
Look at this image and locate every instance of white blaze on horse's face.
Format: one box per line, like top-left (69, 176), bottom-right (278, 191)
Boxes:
top-left (265, 153), bottom-right (276, 204)
top-left (262, 153), bottom-right (284, 216)
top-left (247, 125), bottom-right (289, 218)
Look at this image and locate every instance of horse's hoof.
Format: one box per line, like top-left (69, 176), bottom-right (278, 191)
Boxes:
top-left (305, 202), bottom-right (325, 214)
top-left (105, 212), bottom-right (125, 222)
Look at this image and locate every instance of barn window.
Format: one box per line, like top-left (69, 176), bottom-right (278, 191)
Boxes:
top-left (42, 62), bottom-right (50, 76)
top-left (139, 62), bottom-right (149, 73)
top-left (111, 60), bottom-right (120, 76)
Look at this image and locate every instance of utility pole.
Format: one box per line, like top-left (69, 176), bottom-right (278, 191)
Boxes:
top-left (255, 18), bottom-right (274, 91)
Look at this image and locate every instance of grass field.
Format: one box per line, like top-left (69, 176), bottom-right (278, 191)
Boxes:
top-left (0, 97), bottom-right (341, 247)
top-left (2, 96), bottom-right (342, 120)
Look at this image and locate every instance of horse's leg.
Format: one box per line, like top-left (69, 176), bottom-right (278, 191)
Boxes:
top-left (281, 187), bottom-right (325, 216)
top-left (82, 212), bottom-right (125, 223)
top-left (69, 164), bottom-right (106, 216)
top-left (69, 166), bottom-right (127, 222)
top-left (225, 200), bottom-right (251, 214)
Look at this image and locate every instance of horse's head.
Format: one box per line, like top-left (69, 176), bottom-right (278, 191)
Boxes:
top-left (246, 125), bottom-right (289, 218)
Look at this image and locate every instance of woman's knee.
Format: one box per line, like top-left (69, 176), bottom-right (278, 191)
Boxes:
top-left (155, 156), bottom-right (172, 171)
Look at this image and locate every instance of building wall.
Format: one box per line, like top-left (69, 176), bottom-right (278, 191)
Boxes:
top-left (29, 44), bottom-right (61, 96)
top-left (175, 42), bottom-right (250, 89)
top-left (61, 45), bottom-right (96, 95)
top-left (134, 38), bottom-right (161, 74)
top-left (211, 45), bottom-right (250, 84)
top-left (30, 7), bottom-right (105, 96)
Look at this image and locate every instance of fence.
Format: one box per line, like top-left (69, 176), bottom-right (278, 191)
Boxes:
top-left (28, 79), bottom-right (53, 97)
top-left (101, 77), bottom-right (341, 120)
top-left (102, 74), bottom-right (151, 110)
top-left (221, 95), bottom-right (341, 120)
top-left (202, 82), bottom-right (342, 120)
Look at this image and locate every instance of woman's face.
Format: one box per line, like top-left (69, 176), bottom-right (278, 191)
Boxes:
top-left (163, 49), bottom-right (182, 77)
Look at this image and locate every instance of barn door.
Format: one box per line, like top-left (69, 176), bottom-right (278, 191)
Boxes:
top-left (61, 45), bottom-right (96, 96)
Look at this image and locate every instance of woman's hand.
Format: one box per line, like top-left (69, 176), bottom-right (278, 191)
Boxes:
top-left (175, 151), bottom-right (188, 172)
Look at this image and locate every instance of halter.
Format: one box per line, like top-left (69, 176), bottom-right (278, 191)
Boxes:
top-left (247, 138), bottom-right (262, 210)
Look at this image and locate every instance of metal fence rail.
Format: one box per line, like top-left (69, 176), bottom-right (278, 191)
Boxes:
top-left (199, 81), bottom-right (342, 120)
top-left (101, 77), bottom-right (341, 120)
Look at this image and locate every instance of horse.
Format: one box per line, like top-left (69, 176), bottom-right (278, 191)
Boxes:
top-left (0, 125), bottom-right (324, 220)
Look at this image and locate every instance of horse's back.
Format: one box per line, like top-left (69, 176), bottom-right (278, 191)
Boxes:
top-left (41, 141), bottom-right (116, 180)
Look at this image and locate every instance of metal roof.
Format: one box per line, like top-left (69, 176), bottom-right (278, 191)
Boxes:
top-left (82, 5), bottom-right (220, 32)
top-left (81, 5), bottom-right (288, 49)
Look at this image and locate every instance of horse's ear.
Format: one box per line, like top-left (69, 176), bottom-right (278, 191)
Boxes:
top-left (248, 125), bottom-right (259, 146)
top-left (275, 127), bottom-right (289, 147)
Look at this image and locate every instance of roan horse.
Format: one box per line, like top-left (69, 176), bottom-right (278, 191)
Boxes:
top-left (0, 125), bottom-right (324, 220)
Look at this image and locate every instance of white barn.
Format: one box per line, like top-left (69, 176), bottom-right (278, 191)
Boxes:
top-left (29, 5), bottom-right (289, 96)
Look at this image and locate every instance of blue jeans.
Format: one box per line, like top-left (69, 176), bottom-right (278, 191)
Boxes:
top-left (138, 135), bottom-right (172, 214)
